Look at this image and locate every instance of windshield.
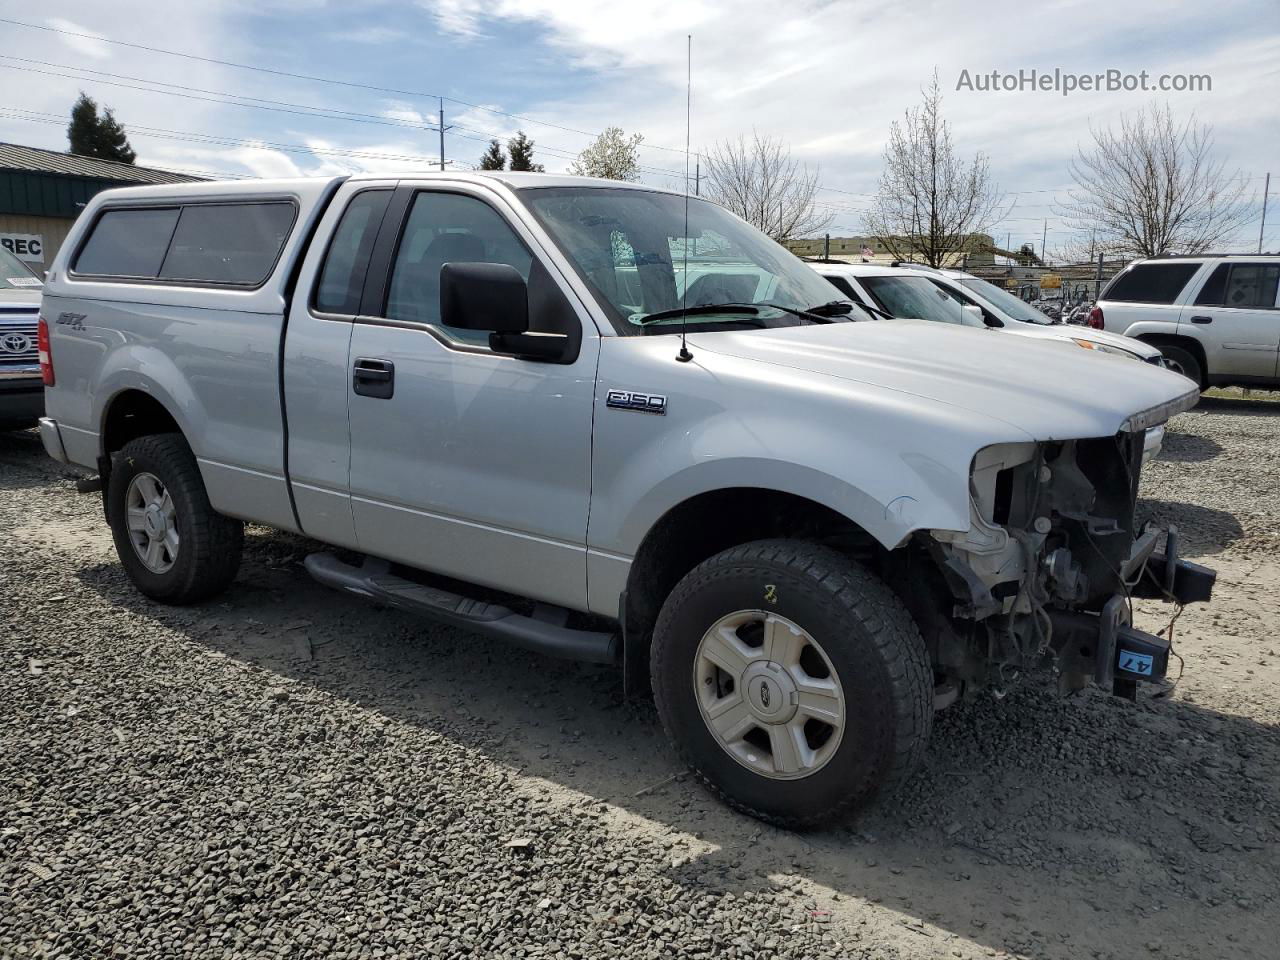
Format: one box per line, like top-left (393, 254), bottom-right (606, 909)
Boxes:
top-left (956, 276), bottom-right (1053, 324)
top-left (0, 246), bottom-right (41, 288)
top-left (860, 275), bottom-right (975, 325)
top-left (519, 187), bottom-right (861, 333)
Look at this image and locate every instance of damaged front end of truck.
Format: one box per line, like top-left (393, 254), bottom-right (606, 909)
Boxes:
top-left (924, 391), bottom-right (1215, 702)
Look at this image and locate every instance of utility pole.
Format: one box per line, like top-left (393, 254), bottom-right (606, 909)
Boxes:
top-left (694, 160), bottom-right (700, 197)
top-left (823, 233), bottom-right (830, 260)
top-left (437, 97), bottom-right (454, 172)
top-left (1041, 219), bottom-right (1048, 263)
top-left (1259, 172), bottom-right (1271, 254)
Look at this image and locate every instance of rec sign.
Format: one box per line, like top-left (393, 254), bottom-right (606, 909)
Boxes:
top-left (0, 234), bottom-right (44, 263)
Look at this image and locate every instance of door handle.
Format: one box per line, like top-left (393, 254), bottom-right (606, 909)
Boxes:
top-left (353, 358), bottom-right (394, 398)
top-left (1189, 315), bottom-right (1213, 324)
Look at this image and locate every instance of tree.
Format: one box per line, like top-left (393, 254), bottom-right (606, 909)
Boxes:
top-left (1057, 104), bottom-right (1252, 258)
top-left (506, 131), bottom-right (544, 172)
top-left (701, 132), bottom-right (831, 242)
top-left (864, 73), bottom-right (1005, 267)
top-left (478, 139), bottom-right (505, 170)
top-left (67, 92), bottom-right (136, 164)
top-left (569, 126), bottom-right (643, 181)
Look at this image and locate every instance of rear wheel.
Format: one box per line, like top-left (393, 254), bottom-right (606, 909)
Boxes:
top-left (1158, 344), bottom-right (1204, 388)
top-left (650, 539), bottom-right (932, 828)
top-left (107, 433), bottom-right (243, 603)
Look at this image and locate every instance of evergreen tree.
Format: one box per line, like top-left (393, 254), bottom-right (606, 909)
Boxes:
top-left (66, 93), bottom-right (136, 164)
top-left (506, 131), bottom-right (544, 172)
top-left (479, 139), bottom-right (505, 170)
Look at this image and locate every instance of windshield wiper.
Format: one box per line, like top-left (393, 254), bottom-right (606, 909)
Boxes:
top-left (849, 300), bottom-right (897, 321)
top-left (638, 303), bottom-right (762, 325)
top-left (804, 300), bottom-right (856, 317)
top-left (639, 301), bottom-right (843, 326)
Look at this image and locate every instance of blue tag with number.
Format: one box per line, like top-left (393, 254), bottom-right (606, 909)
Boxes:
top-left (1118, 651), bottom-right (1154, 676)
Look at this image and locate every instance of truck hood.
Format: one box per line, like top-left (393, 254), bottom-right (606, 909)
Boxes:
top-left (687, 319), bottom-right (1197, 441)
top-left (1002, 319), bottom-right (1161, 359)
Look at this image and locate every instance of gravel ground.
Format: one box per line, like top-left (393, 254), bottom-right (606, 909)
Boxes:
top-left (2, 392), bottom-right (1278, 960)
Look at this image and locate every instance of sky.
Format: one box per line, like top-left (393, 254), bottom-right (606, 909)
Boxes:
top-left (1, 0), bottom-right (1276, 255)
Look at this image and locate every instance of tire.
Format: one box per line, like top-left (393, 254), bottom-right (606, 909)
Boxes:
top-left (650, 539), bottom-right (932, 828)
top-left (107, 433), bottom-right (243, 604)
top-left (1159, 344), bottom-right (1204, 389)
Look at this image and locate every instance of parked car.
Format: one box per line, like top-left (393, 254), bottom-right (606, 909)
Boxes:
top-left (0, 245), bottom-right (44, 430)
top-left (1089, 255), bottom-right (1280, 389)
top-left (810, 261), bottom-right (1172, 461)
top-left (814, 261), bottom-right (1166, 363)
top-left (38, 173), bottom-right (1212, 826)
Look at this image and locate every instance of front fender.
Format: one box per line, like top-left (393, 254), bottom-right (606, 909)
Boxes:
top-left (587, 337), bottom-right (1028, 562)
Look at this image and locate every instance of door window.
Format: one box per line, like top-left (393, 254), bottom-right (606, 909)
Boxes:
top-left (314, 189), bottom-right (392, 315)
top-left (385, 192), bottom-right (533, 346)
top-left (1193, 265), bottom-right (1230, 305)
top-left (1223, 264), bottom-right (1280, 309)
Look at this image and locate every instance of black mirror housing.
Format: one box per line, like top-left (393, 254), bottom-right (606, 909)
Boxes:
top-left (440, 262), bottom-right (529, 333)
top-left (489, 330), bottom-right (572, 362)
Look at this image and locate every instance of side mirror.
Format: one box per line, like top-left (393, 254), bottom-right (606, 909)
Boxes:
top-left (440, 262), bottom-right (529, 333)
top-left (960, 304), bottom-right (986, 327)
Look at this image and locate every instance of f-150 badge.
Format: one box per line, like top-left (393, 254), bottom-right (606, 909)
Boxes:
top-left (606, 390), bottom-right (666, 415)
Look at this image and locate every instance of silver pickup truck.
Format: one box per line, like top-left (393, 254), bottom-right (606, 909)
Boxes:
top-left (38, 172), bottom-right (1213, 826)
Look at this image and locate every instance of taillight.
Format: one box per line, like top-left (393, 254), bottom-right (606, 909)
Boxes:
top-left (37, 315), bottom-right (54, 386)
top-left (1087, 306), bottom-right (1104, 330)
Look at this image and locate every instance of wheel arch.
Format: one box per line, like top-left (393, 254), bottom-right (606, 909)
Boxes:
top-left (620, 487), bottom-right (887, 694)
top-left (101, 388), bottom-right (185, 455)
top-left (1133, 333), bottom-right (1208, 385)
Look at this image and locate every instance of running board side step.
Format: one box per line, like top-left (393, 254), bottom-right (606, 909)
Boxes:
top-left (303, 552), bottom-right (619, 665)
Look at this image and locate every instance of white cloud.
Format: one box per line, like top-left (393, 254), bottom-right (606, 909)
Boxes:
top-left (46, 18), bottom-right (112, 59)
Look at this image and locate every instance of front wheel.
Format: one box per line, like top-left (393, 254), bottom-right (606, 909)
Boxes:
top-left (107, 433), bottom-right (243, 604)
top-left (650, 540), bottom-right (932, 828)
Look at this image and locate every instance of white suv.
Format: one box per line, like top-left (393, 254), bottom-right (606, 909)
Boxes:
top-left (1090, 255), bottom-right (1280, 389)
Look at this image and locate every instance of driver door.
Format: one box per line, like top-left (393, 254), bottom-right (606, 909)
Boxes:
top-left (345, 184), bottom-right (599, 610)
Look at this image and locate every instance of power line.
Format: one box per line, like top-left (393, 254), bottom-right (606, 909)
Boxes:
top-left (0, 14), bottom-right (691, 155)
top-left (0, 57), bottom-right (693, 180)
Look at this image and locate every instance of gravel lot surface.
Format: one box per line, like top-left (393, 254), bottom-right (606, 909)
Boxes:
top-left (2, 392), bottom-right (1278, 959)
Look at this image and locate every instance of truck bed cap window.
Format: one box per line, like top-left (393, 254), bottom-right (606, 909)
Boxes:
top-left (73, 200), bottom-right (296, 287)
top-left (74, 208), bottom-right (180, 279)
top-left (159, 203), bottom-right (296, 286)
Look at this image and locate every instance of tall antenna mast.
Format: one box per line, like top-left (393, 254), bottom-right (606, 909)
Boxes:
top-left (677, 34), bottom-right (693, 363)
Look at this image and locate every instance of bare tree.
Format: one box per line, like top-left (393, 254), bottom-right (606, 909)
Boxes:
top-left (569, 126), bottom-right (644, 181)
top-left (1058, 104), bottom-right (1252, 258)
top-left (864, 73), bottom-right (1005, 267)
top-left (701, 133), bottom-right (831, 241)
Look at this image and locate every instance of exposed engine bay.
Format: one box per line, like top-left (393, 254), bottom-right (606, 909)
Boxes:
top-left (923, 429), bottom-right (1216, 703)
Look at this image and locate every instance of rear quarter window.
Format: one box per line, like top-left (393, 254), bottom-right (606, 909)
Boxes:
top-left (1102, 262), bottom-right (1201, 304)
